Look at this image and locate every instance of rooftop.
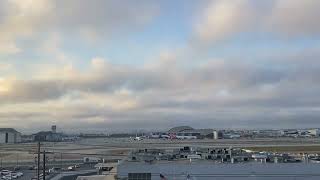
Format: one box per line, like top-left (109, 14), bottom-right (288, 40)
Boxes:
top-left (168, 126), bottom-right (194, 133)
top-left (33, 131), bottom-right (62, 136)
top-left (124, 146), bottom-right (307, 166)
top-left (0, 128), bottom-right (19, 133)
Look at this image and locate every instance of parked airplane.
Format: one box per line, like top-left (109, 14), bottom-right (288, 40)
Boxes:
top-left (133, 136), bottom-right (143, 141)
top-left (130, 133), bottom-right (144, 141)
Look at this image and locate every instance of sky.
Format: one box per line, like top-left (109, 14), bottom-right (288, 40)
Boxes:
top-left (0, 0), bottom-right (320, 133)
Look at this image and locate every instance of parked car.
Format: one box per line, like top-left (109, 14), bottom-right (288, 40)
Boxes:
top-left (3, 175), bottom-right (12, 180)
top-left (49, 167), bottom-right (62, 173)
top-left (10, 172), bottom-right (22, 179)
top-left (16, 172), bottom-right (23, 177)
top-left (67, 166), bottom-right (75, 171)
top-left (28, 166), bottom-right (36, 170)
top-left (11, 175), bottom-right (17, 179)
top-left (1, 170), bottom-right (11, 176)
top-left (48, 168), bottom-right (55, 174)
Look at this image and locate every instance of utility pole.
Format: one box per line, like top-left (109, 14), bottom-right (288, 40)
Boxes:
top-left (60, 152), bottom-right (62, 170)
top-left (16, 153), bottom-right (19, 168)
top-left (43, 150), bottom-right (46, 180)
top-left (37, 142), bottom-right (41, 180)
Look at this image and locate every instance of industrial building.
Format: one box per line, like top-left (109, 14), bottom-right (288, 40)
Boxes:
top-left (0, 128), bottom-right (21, 144)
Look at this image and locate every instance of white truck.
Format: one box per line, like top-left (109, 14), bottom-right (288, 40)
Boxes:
top-left (83, 157), bottom-right (101, 164)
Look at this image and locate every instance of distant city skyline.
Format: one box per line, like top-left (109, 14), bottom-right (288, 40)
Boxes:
top-left (1, 0), bottom-right (320, 132)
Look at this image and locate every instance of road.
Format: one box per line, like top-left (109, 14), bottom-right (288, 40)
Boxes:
top-left (49, 170), bottom-right (97, 180)
top-left (19, 170), bottom-right (36, 180)
top-left (14, 164), bottom-right (96, 180)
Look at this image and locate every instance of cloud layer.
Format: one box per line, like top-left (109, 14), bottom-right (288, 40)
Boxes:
top-left (1, 50), bottom-right (320, 132)
top-left (0, 0), bottom-right (320, 132)
top-left (0, 0), bottom-right (158, 54)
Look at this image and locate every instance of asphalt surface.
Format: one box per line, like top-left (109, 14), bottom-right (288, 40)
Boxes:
top-left (1, 138), bottom-right (320, 180)
top-left (19, 170), bottom-right (36, 180)
top-left (11, 164), bottom-right (97, 180)
top-left (1, 137), bottom-right (320, 170)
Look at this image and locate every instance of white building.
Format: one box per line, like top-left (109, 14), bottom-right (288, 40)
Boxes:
top-left (213, 130), bottom-right (219, 140)
top-left (0, 128), bottom-right (21, 144)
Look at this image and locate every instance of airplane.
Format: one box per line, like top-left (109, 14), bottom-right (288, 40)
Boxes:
top-left (133, 136), bottom-right (143, 141)
top-left (131, 133), bottom-right (144, 141)
top-left (160, 134), bottom-right (170, 139)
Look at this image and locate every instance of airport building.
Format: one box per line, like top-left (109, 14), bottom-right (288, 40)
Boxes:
top-left (0, 128), bottom-right (21, 144)
top-left (167, 126), bottom-right (215, 139)
top-left (213, 130), bottom-right (219, 139)
top-left (117, 161), bottom-right (320, 180)
top-left (33, 131), bottom-right (62, 142)
top-left (33, 125), bottom-right (62, 142)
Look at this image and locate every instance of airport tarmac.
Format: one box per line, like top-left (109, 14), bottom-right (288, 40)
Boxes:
top-left (1, 137), bottom-right (320, 168)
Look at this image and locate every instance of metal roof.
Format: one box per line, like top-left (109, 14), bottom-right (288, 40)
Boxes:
top-left (0, 128), bottom-right (19, 133)
top-left (168, 126), bottom-right (194, 133)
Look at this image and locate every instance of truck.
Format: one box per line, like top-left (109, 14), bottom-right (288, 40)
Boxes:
top-left (83, 157), bottom-right (101, 164)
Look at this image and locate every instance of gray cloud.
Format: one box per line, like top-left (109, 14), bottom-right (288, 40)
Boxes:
top-left (0, 80), bottom-right (67, 103)
top-left (1, 49), bottom-right (320, 132)
top-left (194, 0), bottom-right (320, 45)
top-left (0, 0), bottom-right (158, 54)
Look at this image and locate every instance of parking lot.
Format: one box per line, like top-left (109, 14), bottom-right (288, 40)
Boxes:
top-left (1, 163), bottom-right (99, 180)
top-left (1, 169), bottom-right (24, 180)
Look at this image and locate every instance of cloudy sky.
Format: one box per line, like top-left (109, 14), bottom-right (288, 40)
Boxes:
top-left (0, 0), bottom-right (320, 133)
